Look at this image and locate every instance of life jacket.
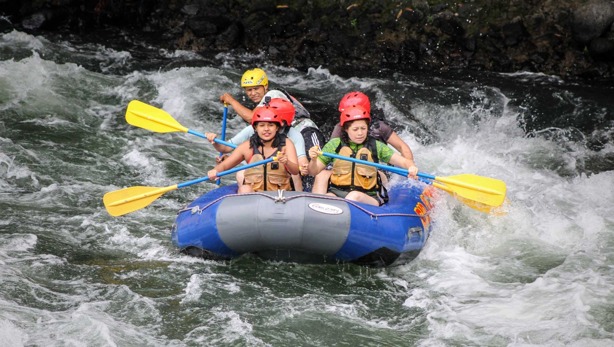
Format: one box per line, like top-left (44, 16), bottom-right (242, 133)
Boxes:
top-left (243, 143), bottom-right (293, 192)
top-left (330, 138), bottom-right (387, 201)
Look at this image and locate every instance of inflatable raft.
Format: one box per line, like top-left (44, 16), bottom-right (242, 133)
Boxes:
top-left (171, 182), bottom-right (435, 267)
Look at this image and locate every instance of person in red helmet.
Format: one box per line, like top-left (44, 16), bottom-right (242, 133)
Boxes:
top-left (311, 91), bottom-right (417, 194)
top-left (207, 103), bottom-right (299, 193)
top-left (206, 97), bottom-right (306, 191)
top-left (307, 105), bottom-right (417, 206)
top-left (336, 91), bottom-right (415, 160)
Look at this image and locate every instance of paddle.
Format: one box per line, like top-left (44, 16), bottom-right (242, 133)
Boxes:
top-left (217, 104), bottom-right (229, 185)
top-left (319, 152), bottom-right (506, 211)
top-left (125, 100), bottom-right (237, 149)
top-left (430, 181), bottom-right (507, 214)
top-left (104, 157), bottom-right (275, 217)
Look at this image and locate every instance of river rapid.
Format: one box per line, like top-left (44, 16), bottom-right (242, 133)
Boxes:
top-left (1, 29), bottom-right (613, 346)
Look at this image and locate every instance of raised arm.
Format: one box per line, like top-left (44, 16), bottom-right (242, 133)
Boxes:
top-left (220, 93), bottom-right (254, 123)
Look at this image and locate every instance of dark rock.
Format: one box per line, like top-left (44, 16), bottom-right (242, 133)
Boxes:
top-left (432, 11), bottom-right (464, 37)
top-left (0, 16), bottom-right (12, 33)
top-left (181, 4), bottom-right (199, 16)
top-left (187, 17), bottom-right (219, 36)
top-left (462, 35), bottom-right (477, 52)
top-left (1, 0), bottom-right (613, 80)
top-left (431, 3), bottom-right (448, 14)
top-left (589, 37), bottom-right (614, 59)
top-left (411, 0), bottom-right (430, 14)
top-left (398, 8), bottom-right (424, 23)
top-left (572, 0), bottom-right (614, 45)
top-left (456, 3), bottom-right (478, 20)
top-left (501, 19), bottom-right (527, 47)
top-left (248, 0), bottom-right (276, 13)
top-left (530, 53), bottom-right (545, 65)
top-left (215, 22), bottom-right (242, 50)
top-left (21, 12), bottom-right (46, 30)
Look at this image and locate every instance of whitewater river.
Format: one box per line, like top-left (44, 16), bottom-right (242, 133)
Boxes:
top-left (1, 29), bottom-right (613, 346)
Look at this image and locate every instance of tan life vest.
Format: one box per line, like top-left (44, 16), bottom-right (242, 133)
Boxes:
top-left (330, 144), bottom-right (379, 192)
top-left (243, 152), bottom-right (293, 192)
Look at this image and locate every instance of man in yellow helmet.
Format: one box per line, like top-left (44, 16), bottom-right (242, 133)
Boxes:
top-left (219, 68), bottom-right (270, 122)
top-left (216, 68), bottom-right (325, 192)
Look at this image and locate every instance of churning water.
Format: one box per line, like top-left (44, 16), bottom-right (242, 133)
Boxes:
top-left (1, 29), bottom-right (613, 346)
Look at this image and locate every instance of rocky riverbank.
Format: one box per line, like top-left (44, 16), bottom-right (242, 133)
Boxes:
top-left (2, 0), bottom-right (613, 80)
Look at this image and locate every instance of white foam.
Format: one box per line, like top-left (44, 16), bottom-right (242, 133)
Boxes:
top-left (388, 77), bottom-right (614, 345)
top-left (185, 308), bottom-right (264, 346)
top-left (181, 274), bottom-right (205, 303)
top-left (305, 66), bottom-right (378, 91)
top-left (0, 234), bottom-right (37, 255)
top-left (0, 319), bottom-right (26, 347)
top-left (159, 49), bottom-right (202, 60)
top-left (0, 29), bottom-right (45, 51)
top-left (95, 46), bottom-right (131, 73)
top-left (119, 146), bottom-right (167, 185)
top-left (499, 70), bottom-right (565, 84)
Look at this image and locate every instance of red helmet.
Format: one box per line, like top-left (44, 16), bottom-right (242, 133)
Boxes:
top-left (251, 105), bottom-right (284, 126)
top-left (265, 98), bottom-right (295, 125)
top-left (339, 105), bottom-right (371, 126)
top-left (338, 91), bottom-right (371, 113)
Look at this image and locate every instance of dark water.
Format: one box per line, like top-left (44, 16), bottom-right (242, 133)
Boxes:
top-left (1, 29), bottom-right (614, 346)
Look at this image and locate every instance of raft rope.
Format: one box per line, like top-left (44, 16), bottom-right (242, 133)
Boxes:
top-left (177, 190), bottom-right (428, 219)
top-left (275, 189), bottom-right (286, 203)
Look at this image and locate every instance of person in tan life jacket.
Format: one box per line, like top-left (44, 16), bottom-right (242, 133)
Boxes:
top-left (207, 101), bottom-right (300, 193)
top-left (307, 105), bottom-right (418, 206)
top-left (218, 67), bottom-right (325, 191)
top-left (311, 91), bottom-right (417, 194)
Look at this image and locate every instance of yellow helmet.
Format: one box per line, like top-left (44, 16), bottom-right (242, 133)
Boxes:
top-left (241, 68), bottom-right (269, 88)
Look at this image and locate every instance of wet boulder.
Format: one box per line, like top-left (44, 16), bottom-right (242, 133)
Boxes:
top-left (572, 0), bottom-right (614, 45)
top-left (589, 36), bottom-right (614, 59)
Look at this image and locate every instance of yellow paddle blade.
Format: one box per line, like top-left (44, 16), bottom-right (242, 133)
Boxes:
top-left (103, 185), bottom-right (178, 217)
top-left (435, 174), bottom-right (506, 207)
top-left (125, 100), bottom-right (188, 133)
top-left (433, 182), bottom-right (508, 215)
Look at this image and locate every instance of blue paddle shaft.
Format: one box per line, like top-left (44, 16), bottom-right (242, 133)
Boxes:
top-left (177, 158), bottom-right (274, 189)
top-left (217, 107), bottom-right (229, 184)
top-left (187, 129), bottom-right (237, 149)
top-left (320, 152), bottom-right (433, 180)
top-left (221, 106), bottom-right (228, 141)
